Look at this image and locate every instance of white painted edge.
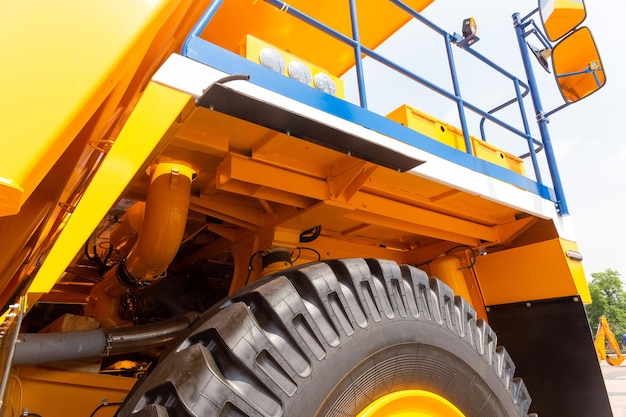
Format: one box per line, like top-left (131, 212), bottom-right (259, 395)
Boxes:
top-left (152, 54), bottom-right (579, 241)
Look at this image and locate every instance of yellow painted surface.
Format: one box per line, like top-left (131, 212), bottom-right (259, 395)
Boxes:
top-left (4, 367), bottom-right (135, 417)
top-left (474, 238), bottom-right (591, 305)
top-left (387, 104), bottom-right (525, 175)
top-left (29, 83), bottom-right (193, 295)
top-left (357, 390), bottom-right (465, 417)
top-left (0, 0), bottom-right (207, 216)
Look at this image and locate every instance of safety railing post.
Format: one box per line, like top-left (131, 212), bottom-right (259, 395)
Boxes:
top-left (349, 0), bottom-right (367, 108)
top-left (513, 13), bottom-right (569, 215)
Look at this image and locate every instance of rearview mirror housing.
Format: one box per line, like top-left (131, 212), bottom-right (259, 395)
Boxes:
top-left (552, 26), bottom-right (605, 103)
top-left (539, 0), bottom-right (586, 41)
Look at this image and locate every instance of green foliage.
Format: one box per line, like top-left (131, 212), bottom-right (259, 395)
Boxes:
top-left (585, 269), bottom-right (626, 339)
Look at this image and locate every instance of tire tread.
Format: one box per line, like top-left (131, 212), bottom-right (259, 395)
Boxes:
top-left (118, 259), bottom-right (534, 417)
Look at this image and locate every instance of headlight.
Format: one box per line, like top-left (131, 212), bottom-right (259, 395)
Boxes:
top-left (259, 48), bottom-right (286, 74)
top-left (288, 61), bottom-right (312, 85)
top-left (314, 73), bottom-right (337, 95)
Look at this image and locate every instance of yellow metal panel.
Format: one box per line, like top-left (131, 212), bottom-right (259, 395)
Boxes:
top-left (0, 0), bottom-right (204, 216)
top-left (474, 238), bottom-right (591, 305)
top-left (28, 83), bottom-right (193, 295)
top-left (387, 104), bottom-right (525, 175)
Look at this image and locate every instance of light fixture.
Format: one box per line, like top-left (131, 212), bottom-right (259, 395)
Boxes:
top-left (566, 250), bottom-right (583, 261)
top-left (314, 73), bottom-right (337, 95)
top-left (458, 17), bottom-right (479, 48)
top-left (259, 48), bottom-right (286, 74)
top-left (288, 61), bottom-right (313, 85)
top-left (462, 17), bottom-right (477, 38)
top-left (527, 42), bottom-right (552, 73)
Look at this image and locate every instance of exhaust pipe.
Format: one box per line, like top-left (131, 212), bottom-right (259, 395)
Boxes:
top-left (85, 162), bottom-right (194, 327)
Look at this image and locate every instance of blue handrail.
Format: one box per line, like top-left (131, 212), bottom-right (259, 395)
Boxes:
top-left (260, 0), bottom-right (542, 163)
top-left (348, 0), bottom-right (367, 108)
top-left (181, 0), bottom-right (567, 213)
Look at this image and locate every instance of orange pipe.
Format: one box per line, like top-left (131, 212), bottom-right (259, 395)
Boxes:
top-left (123, 163), bottom-right (193, 282)
top-left (86, 162), bottom-right (193, 327)
top-left (429, 254), bottom-right (472, 304)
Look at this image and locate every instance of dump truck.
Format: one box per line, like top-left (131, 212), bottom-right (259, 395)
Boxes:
top-left (0, 0), bottom-right (611, 416)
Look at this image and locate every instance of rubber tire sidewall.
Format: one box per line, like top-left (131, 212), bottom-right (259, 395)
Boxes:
top-left (283, 318), bottom-right (518, 417)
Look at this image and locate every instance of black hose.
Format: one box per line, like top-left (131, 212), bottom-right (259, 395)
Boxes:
top-left (12, 313), bottom-right (199, 366)
top-left (106, 312), bottom-right (199, 355)
top-left (89, 401), bottom-right (124, 417)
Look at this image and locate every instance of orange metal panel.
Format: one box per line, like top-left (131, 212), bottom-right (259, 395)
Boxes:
top-left (475, 238), bottom-right (591, 305)
top-left (349, 193), bottom-right (499, 243)
top-left (5, 366), bottom-right (135, 417)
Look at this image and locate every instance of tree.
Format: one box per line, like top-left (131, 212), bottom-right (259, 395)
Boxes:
top-left (585, 269), bottom-right (626, 341)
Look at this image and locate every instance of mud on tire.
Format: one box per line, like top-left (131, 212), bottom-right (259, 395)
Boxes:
top-left (116, 258), bottom-right (536, 417)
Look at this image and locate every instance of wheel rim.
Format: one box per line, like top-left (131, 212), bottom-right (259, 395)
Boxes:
top-left (356, 389), bottom-right (466, 417)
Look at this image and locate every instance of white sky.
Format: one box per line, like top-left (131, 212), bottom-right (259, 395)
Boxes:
top-left (343, 1), bottom-right (625, 280)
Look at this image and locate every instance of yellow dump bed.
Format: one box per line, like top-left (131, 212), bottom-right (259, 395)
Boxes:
top-left (0, 0), bottom-right (432, 217)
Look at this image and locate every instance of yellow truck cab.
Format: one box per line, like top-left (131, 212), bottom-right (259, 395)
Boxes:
top-left (0, 0), bottom-right (610, 416)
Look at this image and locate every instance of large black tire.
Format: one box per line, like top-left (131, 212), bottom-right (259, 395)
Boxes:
top-left (116, 258), bottom-right (535, 417)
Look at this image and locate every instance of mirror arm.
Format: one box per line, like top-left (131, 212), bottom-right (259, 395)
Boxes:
top-left (519, 7), bottom-right (539, 24)
top-left (557, 66), bottom-right (604, 88)
top-left (517, 15), bottom-right (552, 50)
top-left (556, 69), bottom-right (590, 79)
top-left (525, 20), bottom-right (552, 49)
top-left (544, 102), bottom-right (571, 118)
top-left (592, 69), bottom-right (604, 88)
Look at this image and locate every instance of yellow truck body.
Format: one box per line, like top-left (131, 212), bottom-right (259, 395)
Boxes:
top-left (0, 1), bottom-right (611, 416)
